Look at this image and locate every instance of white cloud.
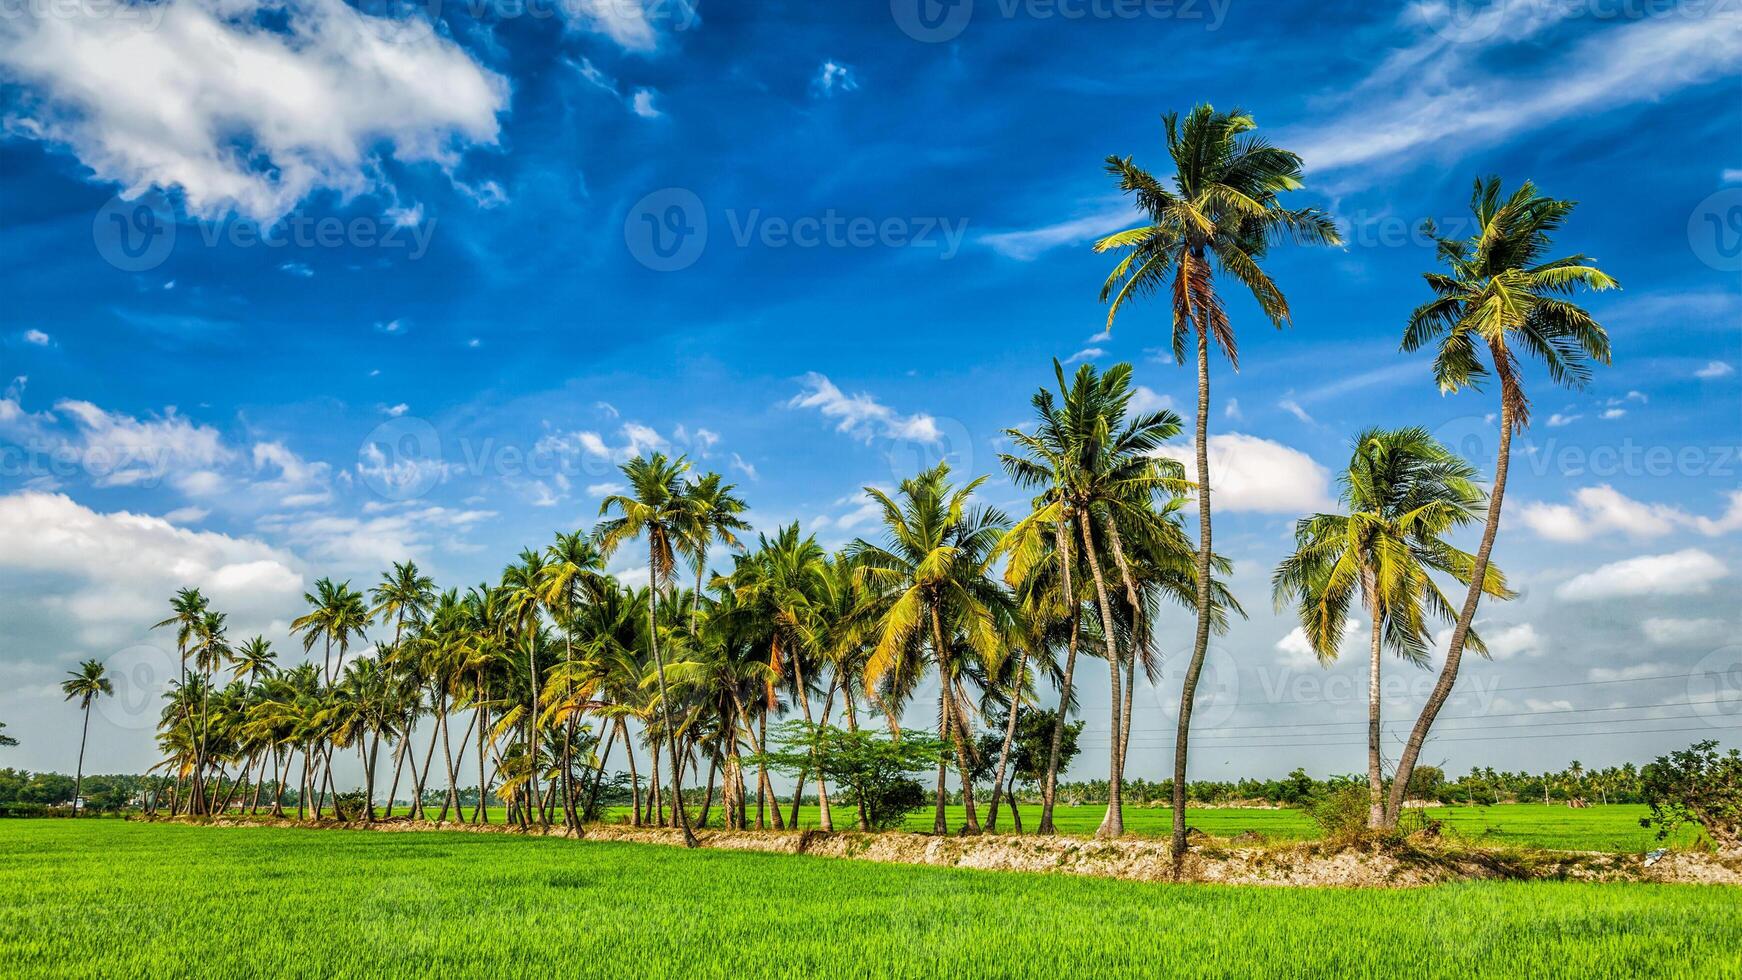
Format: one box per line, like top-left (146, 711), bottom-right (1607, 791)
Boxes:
top-left (1519, 485), bottom-right (1742, 541)
top-left (1062, 347), bottom-right (1105, 365)
top-left (22, 329), bottom-right (50, 346)
top-left (1600, 408), bottom-right (1625, 420)
top-left (1278, 399), bottom-right (1314, 425)
top-left (0, 0), bottom-right (509, 222)
top-left (629, 89), bottom-right (662, 118)
top-left (729, 452), bottom-right (759, 481)
top-left (260, 504), bottom-right (492, 569)
top-left (383, 403), bottom-right (410, 417)
top-left (1555, 549), bottom-right (1728, 601)
top-left (1482, 622), bottom-right (1544, 661)
top-left (1289, 3), bottom-right (1742, 176)
top-left (1696, 360), bottom-right (1735, 379)
top-left (1641, 617), bottom-right (1725, 647)
top-left (1156, 433), bottom-right (1333, 513)
top-left (53, 399), bottom-right (233, 488)
top-left (563, 0), bottom-right (676, 51)
top-left (979, 202), bottom-right (1137, 261)
top-left (1275, 619), bottom-right (1357, 669)
top-left (1127, 385), bottom-right (1173, 416)
top-left (585, 482), bottom-right (624, 497)
top-left (788, 373), bottom-right (942, 445)
top-left (1588, 663), bottom-right (1674, 683)
top-left (0, 491), bottom-right (302, 647)
top-left (812, 60), bottom-right (859, 97)
top-left (1224, 398), bottom-right (1242, 420)
top-left (1546, 413), bottom-right (1581, 427)
top-left (251, 440), bottom-right (332, 507)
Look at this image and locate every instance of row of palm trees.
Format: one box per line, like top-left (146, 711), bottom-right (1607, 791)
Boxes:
top-left (87, 103), bottom-right (1614, 856)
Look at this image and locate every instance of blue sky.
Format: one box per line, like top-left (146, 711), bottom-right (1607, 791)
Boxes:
top-left (1, 0), bottom-right (1739, 782)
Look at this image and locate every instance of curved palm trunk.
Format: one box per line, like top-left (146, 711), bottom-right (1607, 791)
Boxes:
top-left (985, 648), bottom-right (1028, 834)
top-left (646, 554), bottom-right (697, 846)
top-left (1038, 510), bottom-right (1079, 835)
top-left (1081, 517), bottom-right (1125, 839)
top-left (623, 718), bottom-right (642, 827)
top-left (1365, 569), bottom-right (1386, 830)
top-left (475, 684), bottom-right (490, 824)
top-left (1385, 398), bottom-right (1515, 825)
top-left (528, 641), bottom-right (545, 826)
top-left (72, 702), bottom-right (91, 817)
top-left (790, 649), bottom-right (833, 832)
top-left (931, 603), bottom-right (978, 834)
top-left (1172, 327), bottom-right (1216, 863)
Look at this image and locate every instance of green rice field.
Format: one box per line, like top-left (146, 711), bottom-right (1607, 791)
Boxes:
top-left (1, 821), bottom-right (1735, 978)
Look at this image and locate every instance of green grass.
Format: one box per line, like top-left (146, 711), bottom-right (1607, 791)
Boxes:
top-left (1, 821), bottom-right (1734, 978)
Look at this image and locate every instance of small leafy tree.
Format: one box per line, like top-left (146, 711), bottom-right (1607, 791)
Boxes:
top-left (759, 721), bottom-right (946, 831)
top-left (1640, 740), bottom-right (1742, 853)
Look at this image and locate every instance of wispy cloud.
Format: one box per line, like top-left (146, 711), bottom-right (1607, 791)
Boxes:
top-left (788, 373), bottom-right (941, 444)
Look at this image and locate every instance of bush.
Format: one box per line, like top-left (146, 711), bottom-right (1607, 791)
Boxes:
top-left (1640, 740), bottom-right (1742, 852)
top-left (758, 722), bottom-right (945, 832)
top-left (1306, 785), bottom-right (1372, 846)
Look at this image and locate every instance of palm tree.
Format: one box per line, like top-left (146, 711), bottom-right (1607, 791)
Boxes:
top-left (62, 659), bottom-right (113, 816)
top-left (542, 531), bottom-right (608, 828)
top-left (681, 472), bottom-right (751, 635)
top-left (292, 579), bottom-right (373, 686)
top-left (851, 462), bottom-right (1010, 834)
top-left (1000, 360), bottom-right (1201, 837)
top-left (504, 548), bottom-right (554, 824)
top-left (596, 452), bottom-right (701, 847)
top-left (231, 637), bottom-right (277, 684)
top-left (371, 561), bottom-right (437, 651)
top-left (1386, 177), bottom-right (1617, 825)
top-left (152, 587), bottom-right (209, 813)
top-left (1272, 427), bottom-right (1512, 827)
top-left (1095, 104), bottom-right (1340, 858)
top-left (0, 721), bottom-right (16, 748)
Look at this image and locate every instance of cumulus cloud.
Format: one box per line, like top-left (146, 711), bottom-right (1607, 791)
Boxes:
top-left (52, 399), bottom-right (233, 490)
top-left (788, 373), bottom-right (942, 445)
top-left (259, 504), bottom-right (493, 569)
top-left (1127, 385), bottom-right (1173, 416)
top-left (1695, 360), bottom-right (1735, 379)
top-left (0, 0), bottom-right (509, 222)
top-left (0, 492), bottom-right (302, 648)
top-left (1519, 485), bottom-right (1742, 541)
top-left (1481, 622), bottom-right (1545, 661)
top-left (1157, 434), bottom-right (1333, 513)
top-left (1640, 617), bottom-right (1725, 647)
top-left (1555, 549), bottom-right (1728, 601)
top-left (22, 329), bottom-right (50, 346)
top-left (1275, 619), bottom-right (1357, 669)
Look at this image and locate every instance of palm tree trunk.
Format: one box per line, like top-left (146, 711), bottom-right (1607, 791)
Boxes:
top-left (930, 602), bottom-right (978, 833)
top-left (646, 553), bottom-right (698, 846)
top-left (1039, 509), bottom-right (1079, 836)
top-left (586, 721), bottom-right (618, 821)
top-left (1103, 519), bottom-right (1145, 776)
top-left (1384, 397), bottom-right (1515, 826)
top-left (528, 640), bottom-right (545, 827)
top-left (1081, 516), bottom-right (1125, 839)
top-left (73, 703), bottom-right (91, 817)
top-left (625, 718), bottom-right (642, 827)
top-left (790, 649), bottom-right (833, 832)
top-left (1172, 325), bottom-right (1215, 863)
top-left (1365, 569), bottom-right (1386, 830)
top-left (437, 693), bottom-right (461, 822)
top-left (985, 648), bottom-right (1028, 834)
top-left (476, 685), bottom-right (490, 824)
top-left (699, 755), bottom-right (718, 828)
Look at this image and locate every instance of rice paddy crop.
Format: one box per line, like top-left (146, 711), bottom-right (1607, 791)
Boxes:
top-left (3, 820), bottom-right (1735, 979)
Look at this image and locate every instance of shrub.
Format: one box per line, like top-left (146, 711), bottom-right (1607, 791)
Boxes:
top-left (758, 721), bottom-right (945, 832)
top-left (1640, 740), bottom-right (1742, 853)
top-left (1306, 785), bottom-right (1372, 846)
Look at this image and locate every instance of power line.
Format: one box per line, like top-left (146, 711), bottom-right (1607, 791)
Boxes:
top-left (1122, 667), bottom-right (1730, 710)
top-left (1076, 720), bottom-right (1742, 752)
top-left (1104, 695), bottom-right (1740, 737)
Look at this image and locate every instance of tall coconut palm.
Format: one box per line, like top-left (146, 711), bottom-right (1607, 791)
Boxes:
top-left (1386, 177), bottom-right (1617, 824)
top-left (1000, 360), bottom-right (1196, 837)
top-left (1273, 427), bottom-right (1513, 827)
top-left (231, 637), bottom-right (278, 684)
top-left (292, 579), bottom-right (373, 686)
top-left (596, 452), bottom-right (701, 847)
top-left (152, 587), bottom-right (209, 812)
top-left (851, 462), bottom-right (1010, 835)
top-left (504, 548), bottom-right (555, 824)
top-left (681, 472), bottom-right (751, 635)
top-left (0, 721), bottom-right (16, 748)
top-left (371, 561), bottom-right (437, 651)
top-left (542, 530), bottom-right (608, 827)
top-left (1095, 104), bottom-right (1340, 858)
top-left (61, 659), bottom-right (113, 816)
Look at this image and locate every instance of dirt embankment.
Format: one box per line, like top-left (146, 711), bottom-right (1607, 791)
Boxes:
top-left (159, 815), bottom-right (1742, 888)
